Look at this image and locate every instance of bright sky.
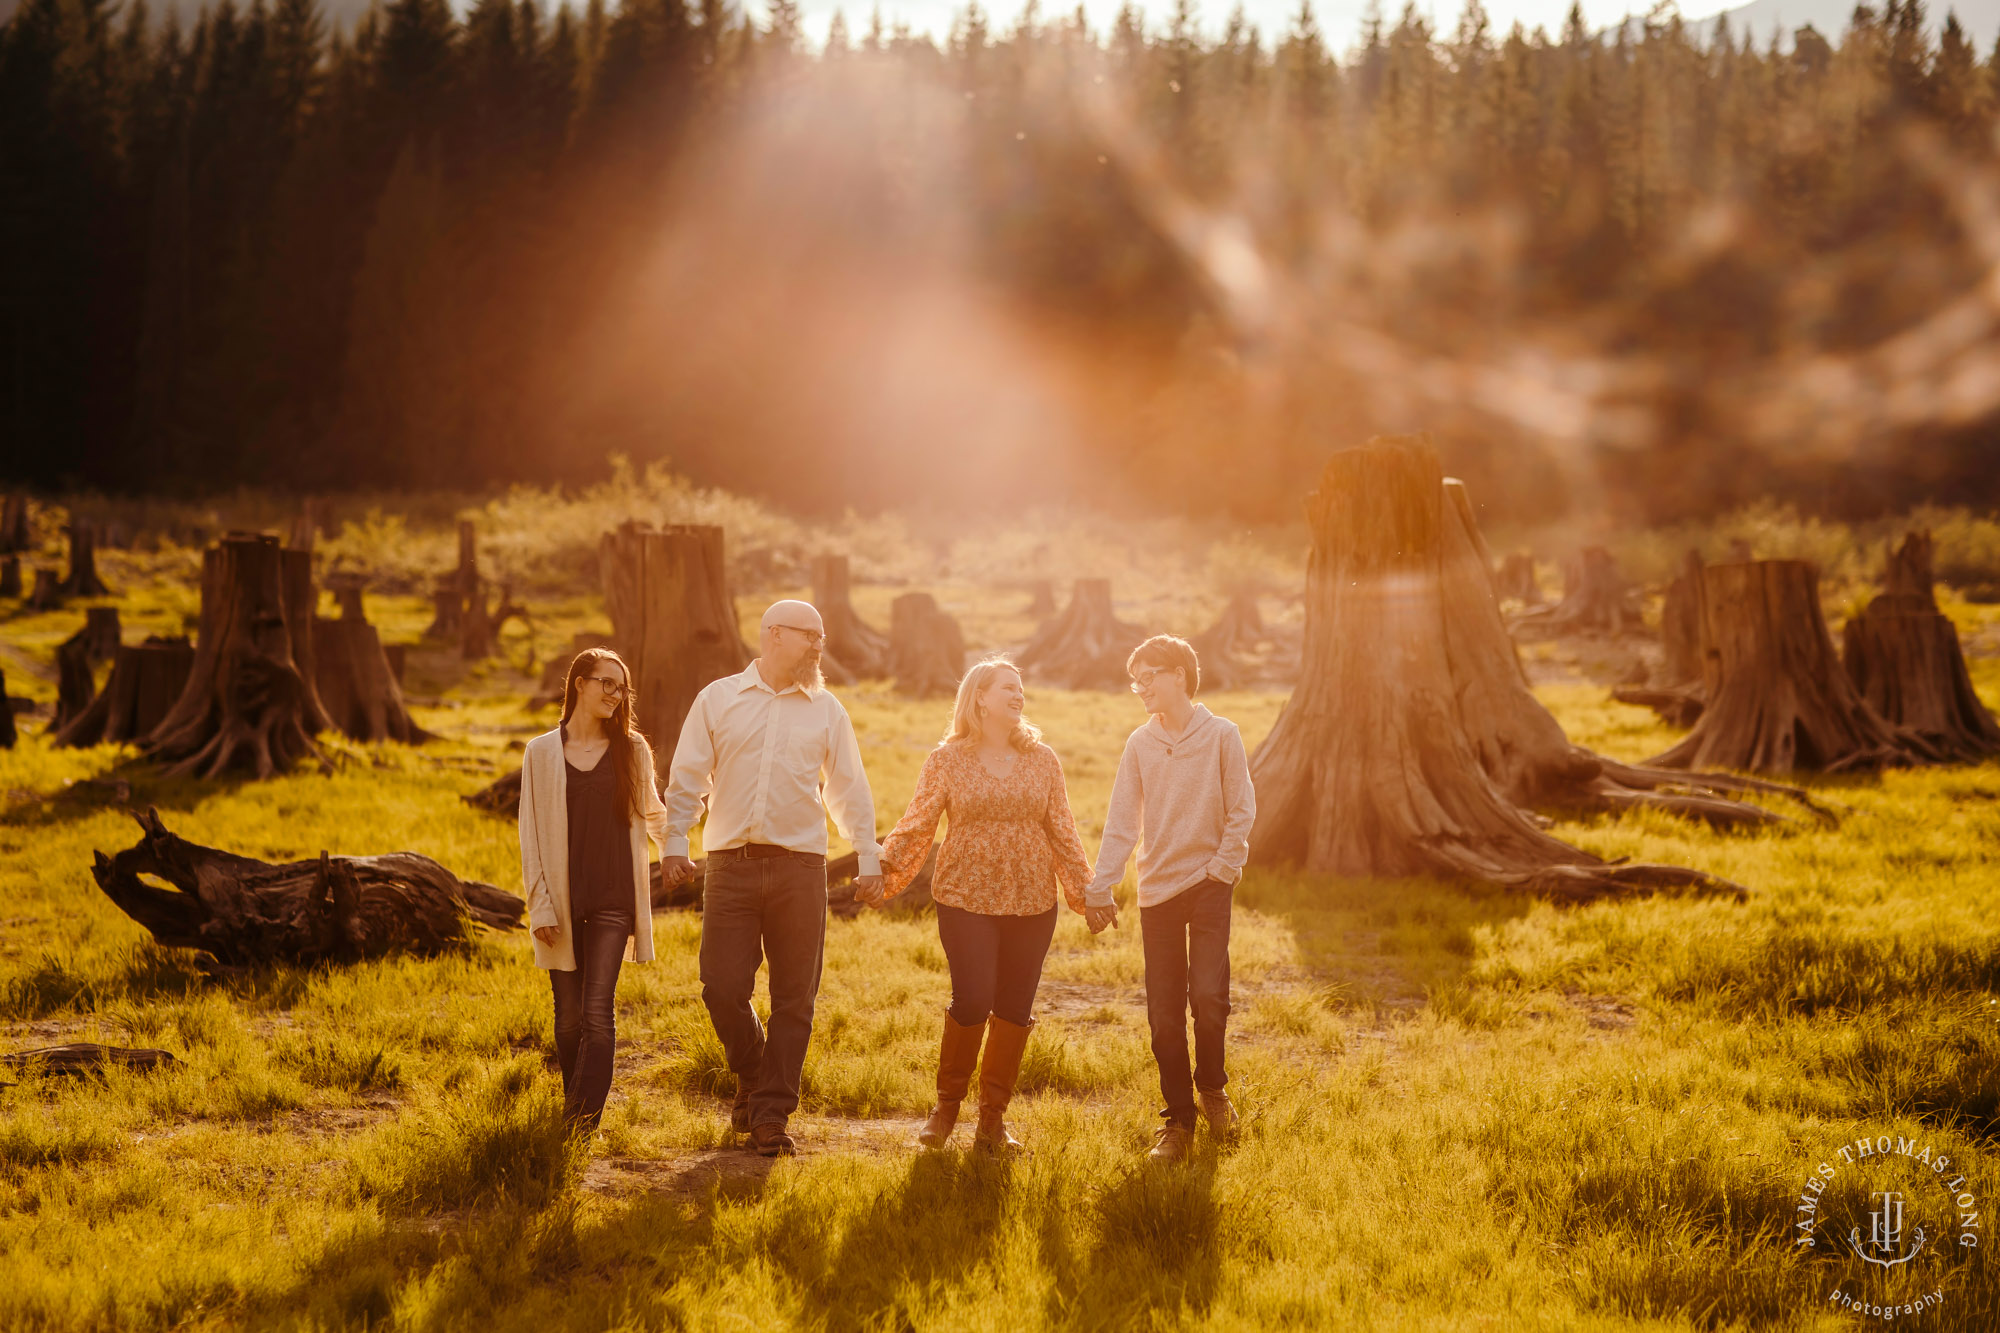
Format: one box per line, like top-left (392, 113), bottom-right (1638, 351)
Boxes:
top-left (786, 0), bottom-right (1738, 49)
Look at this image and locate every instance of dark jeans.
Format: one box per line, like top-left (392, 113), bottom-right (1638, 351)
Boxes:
top-left (1141, 878), bottom-right (1233, 1128)
top-left (699, 854), bottom-right (827, 1128)
top-left (934, 902), bottom-right (1058, 1028)
top-left (550, 908), bottom-right (634, 1129)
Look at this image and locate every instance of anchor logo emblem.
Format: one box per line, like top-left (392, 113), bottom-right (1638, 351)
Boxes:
top-left (1850, 1190), bottom-right (1926, 1268)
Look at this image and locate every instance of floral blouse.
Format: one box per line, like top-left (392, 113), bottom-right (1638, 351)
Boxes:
top-left (879, 741), bottom-right (1093, 916)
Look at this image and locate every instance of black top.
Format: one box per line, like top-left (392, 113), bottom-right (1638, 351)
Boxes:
top-left (566, 752), bottom-right (635, 922)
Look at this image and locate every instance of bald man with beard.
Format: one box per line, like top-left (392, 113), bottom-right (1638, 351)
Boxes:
top-left (660, 600), bottom-right (884, 1156)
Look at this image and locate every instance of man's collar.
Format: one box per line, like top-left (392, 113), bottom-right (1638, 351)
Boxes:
top-left (736, 661), bottom-right (805, 697)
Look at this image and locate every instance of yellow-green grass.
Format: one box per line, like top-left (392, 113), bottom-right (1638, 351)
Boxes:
top-left (2, 606), bottom-right (2000, 1327)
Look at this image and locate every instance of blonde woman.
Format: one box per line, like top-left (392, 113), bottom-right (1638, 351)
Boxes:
top-left (861, 656), bottom-right (1092, 1152)
top-left (519, 648), bottom-right (672, 1133)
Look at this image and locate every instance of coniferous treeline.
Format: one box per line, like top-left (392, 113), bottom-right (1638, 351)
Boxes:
top-left (2, 0), bottom-right (1997, 518)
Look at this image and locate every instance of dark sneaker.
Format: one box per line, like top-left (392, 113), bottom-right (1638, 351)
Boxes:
top-left (750, 1121), bottom-right (796, 1157)
top-left (1197, 1087), bottom-right (1239, 1140)
top-left (1148, 1124), bottom-right (1193, 1163)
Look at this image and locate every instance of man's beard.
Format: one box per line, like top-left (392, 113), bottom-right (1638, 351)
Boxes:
top-left (793, 655), bottom-right (825, 693)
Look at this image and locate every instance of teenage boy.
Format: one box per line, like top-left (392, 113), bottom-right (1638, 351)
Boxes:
top-left (1085, 634), bottom-right (1256, 1164)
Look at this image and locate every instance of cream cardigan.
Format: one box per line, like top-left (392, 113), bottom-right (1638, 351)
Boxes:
top-left (518, 727), bottom-right (673, 971)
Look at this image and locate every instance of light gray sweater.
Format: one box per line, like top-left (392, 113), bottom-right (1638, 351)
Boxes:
top-left (1085, 704), bottom-right (1256, 909)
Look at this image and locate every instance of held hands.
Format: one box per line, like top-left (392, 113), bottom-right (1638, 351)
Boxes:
top-left (851, 874), bottom-right (886, 907)
top-left (1085, 903), bottom-right (1120, 934)
top-left (661, 855), bottom-right (698, 886)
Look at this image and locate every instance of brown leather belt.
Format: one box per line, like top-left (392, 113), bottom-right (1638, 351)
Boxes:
top-left (707, 843), bottom-right (825, 867)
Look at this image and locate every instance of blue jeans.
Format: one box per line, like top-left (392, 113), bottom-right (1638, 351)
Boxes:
top-left (550, 908), bottom-right (634, 1129)
top-left (699, 855), bottom-right (827, 1128)
top-left (1141, 879), bottom-right (1233, 1128)
top-left (934, 901), bottom-right (1058, 1027)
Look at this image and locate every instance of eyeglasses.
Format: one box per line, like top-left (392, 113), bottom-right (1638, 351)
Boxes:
top-left (773, 624), bottom-right (825, 648)
top-left (582, 675), bottom-right (628, 700)
top-left (1129, 666), bottom-right (1180, 693)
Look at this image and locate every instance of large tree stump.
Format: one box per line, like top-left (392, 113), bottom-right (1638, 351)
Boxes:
top-left (601, 523), bottom-right (750, 747)
top-left (424, 577), bottom-right (461, 640)
top-left (812, 554), bottom-right (892, 679)
top-left (145, 534), bottom-right (334, 779)
top-left (314, 618), bottom-right (432, 744)
top-left (59, 519), bottom-right (111, 598)
top-left (1026, 579), bottom-right (1057, 619)
top-left (288, 499), bottom-right (323, 553)
top-left (1646, 560), bottom-right (1940, 773)
top-left (51, 630), bottom-right (96, 734)
top-left (460, 581), bottom-right (528, 662)
top-left (1190, 590), bottom-right (1272, 690)
top-left (1248, 437), bottom-right (1750, 903)
top-left (327, 572), bottom-right (368, 622)
top-left (55, 637), bottom-right (196, 748)
top-left (1016, 579), bottom-right (1149, 690)
top-left (1510, 547), bottom-right (1642, 638)
top-left (0, 495), bottom-right (28, 552)
top-left (891, 593), bottom-right (966, 698)
top-left (0, 557), bottom-right (20, 599)
top-left (1841, 532), bottom-right (2000, 761)
top-left (90, 808), bottom-right (523, 966)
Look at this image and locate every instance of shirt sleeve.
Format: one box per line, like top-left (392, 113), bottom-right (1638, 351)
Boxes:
top-left (518, 750), bottom-right (559, 931)
top-left (1204, 723), bottom-right (1257, 885)
top-left (661, 688), bottom-right (715, 861)
top-left (879, 747), bottom-right (948, 900)
top-left (820, 697), bottom-right (882, 876)
top-left (638, 739), bottom-right (673, 858)
top-left (1041, 748), bottom-right (1093, 914)
top-left (1085, 738), bottom-right (1142, 907)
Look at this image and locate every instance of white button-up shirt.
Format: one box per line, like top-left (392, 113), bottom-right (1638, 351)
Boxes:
top-left (663, 663), bottom-right (882, 874)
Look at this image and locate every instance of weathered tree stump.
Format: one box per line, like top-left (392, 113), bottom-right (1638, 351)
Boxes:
top-left (327, 572), bottom-right (368, 622)
top-left (0, 668), bottom-right (16, 749)
top-left (460, 581), bottom-right (528, 662)
top-left (1841, 532), bottom-right (2000, 762)
top-left (51, 630), bottom-right (96, 734)
top-left (1016, 579), bottom-right (1149, 690)
top-left (55, 637), bottom-right (196, 748)
top-left (463, 768), bottom-right (523, 818)
top-left (0, 495), bottom-right (28, 552)
top-left (82, 606), bottom-right (122, 663)
top-left (383, 643), bottom-right (408, 685)
top-left (288, 498), bottom-right (323, 552)
top-left (27, 567), bottom-right (63, 609)
top-left (601, 522), bottom-right (750, 746)
top-left (91, 808), bottom-right (523, 965)
top-left (314, 618), bottom-right (432, 744)
top-left (1248, 436), bottom-right (1750, 903)
top-left (1646, 560), bottom-right (1940, 773)
top-left (424, 577), bottom-right (461, 640)
top-left (1493, 551), bottom-right (1543, 605)
top-left (0, 556), bottom-right (20, 598)
top-left (0, 1044), bottom-right (179, 1079)
top-left (1510, 547), bottom-right (1642, 638)
top-left (890, 593), bottom-right (967, 698)
top-left (1026, 579), bottom-right (1057, 619)
top-left (1189, 590), bottom-right (1270, 690)
top-left (812, 554), bottom-right (892, 679)
top-left (1613, 551), bottom-right (1710, 727)
top-left (59, 518), bottom-right (111, 598)
top-left (145, 534), bottom-right (334, 780)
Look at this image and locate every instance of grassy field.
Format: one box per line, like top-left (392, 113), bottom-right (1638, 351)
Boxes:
top-left (2, 536), bottom-right (1999, 1330)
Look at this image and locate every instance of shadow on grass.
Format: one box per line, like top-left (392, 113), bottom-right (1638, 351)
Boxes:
top-left (1042, 1149), bottom-right (1225, 1327)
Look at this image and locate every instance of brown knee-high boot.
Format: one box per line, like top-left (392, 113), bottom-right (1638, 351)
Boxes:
top-left (917, 1012), bottom-right (986, 1148)
top-left (973, 1015), bottom-right (1034, 1154)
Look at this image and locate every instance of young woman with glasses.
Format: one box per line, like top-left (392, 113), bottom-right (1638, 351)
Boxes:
top-left (517, 648), bottom-right (672, 1134)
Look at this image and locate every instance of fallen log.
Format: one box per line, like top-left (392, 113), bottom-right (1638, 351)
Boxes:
top-left (90, 808), bottom-right (523, 965)
top-left (0, 1044), bottom-right (179, 1079)
top-left (464, 768), bottom-right (523, 817)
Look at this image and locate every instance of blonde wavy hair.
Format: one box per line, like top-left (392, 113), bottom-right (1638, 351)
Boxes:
top-left (941, 655), bottom-right (1043, 753)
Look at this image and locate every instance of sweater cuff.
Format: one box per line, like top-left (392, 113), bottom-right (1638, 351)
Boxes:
top-left (1203, 858), bottom-right (1241, 886)
top-left (1084, 879), bottom-right (1118, 908)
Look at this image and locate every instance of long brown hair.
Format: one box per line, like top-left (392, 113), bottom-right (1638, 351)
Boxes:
top-left (560, 648), bottom-right (647, 824)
